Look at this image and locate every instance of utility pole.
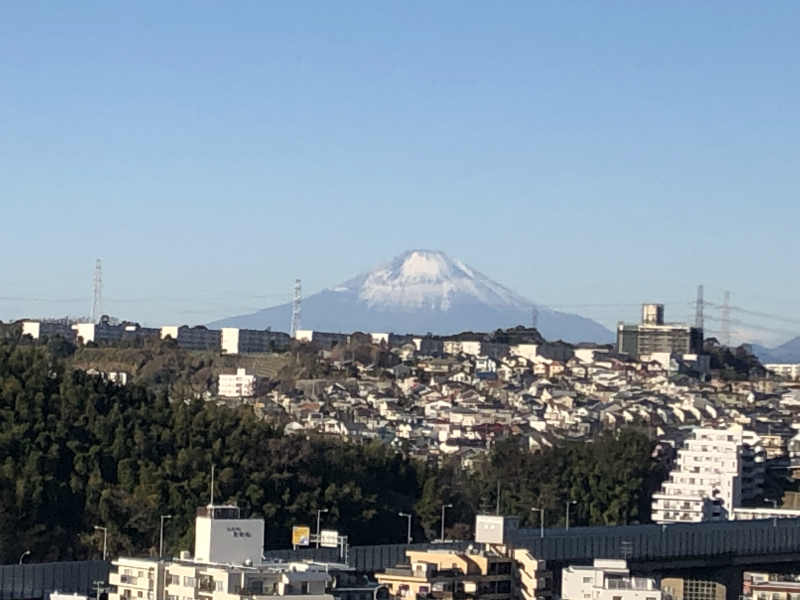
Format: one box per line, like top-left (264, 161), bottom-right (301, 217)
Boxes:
top-left (565, 500), bottom-right (577, 530)
top-left (316, 508), bottom-right (329, 549)
top-left (440, 503), bottom-right (453, 542)
top-left (94, 525), bottom-right (108, 561)
top-left (398, 512), bottom-right (412, 544)
top-left (531, 507), bottom-right (543, 539)
top-left (159, 515), bottom-right (173, 558)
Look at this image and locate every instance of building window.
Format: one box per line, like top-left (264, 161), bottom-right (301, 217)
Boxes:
top-left (216, 581), bottom-right (223, 592)
top-left (183, 577), bottom-right (195, 588)
top-left (167, 575), bottom-right (180, 586)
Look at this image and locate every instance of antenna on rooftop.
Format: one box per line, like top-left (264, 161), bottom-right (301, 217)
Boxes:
top-left (290, 279), bottom-right (302, 338)
top-left (91, 259), bottom-right (103, 323)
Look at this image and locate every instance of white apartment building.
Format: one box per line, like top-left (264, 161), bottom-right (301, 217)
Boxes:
top-left (765, 364), bottom-right (800, 381)
top-left (562, 560), bottom-right (661, 600)
top-left (109, 505), bottom-right (333, 600)
top-left (651, 426), bottom-right (765, 524)
top-left (218, 369), bottom-right (257, 398)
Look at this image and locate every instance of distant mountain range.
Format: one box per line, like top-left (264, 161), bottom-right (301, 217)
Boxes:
top-left (750, 337), bottom-right (800, 364)
top-left (209, 250), bottom-right (614, 343)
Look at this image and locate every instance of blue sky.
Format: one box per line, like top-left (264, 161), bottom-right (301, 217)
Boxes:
top-left (2, 2), bottom-right (799, 345)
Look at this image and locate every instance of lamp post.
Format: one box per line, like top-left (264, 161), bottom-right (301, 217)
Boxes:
top-left (565, 500), bottom-right (577, 530)
top-left (19, 550), bottom-right (31, 565)
top-left (159, 515), bottom-right (173, 559)
top-left (531, 507), bottom-right (544, 538)
top-left (94, 526), bottom-right (108, 561)
top-left (440, 504), bottom-right (453, 542)
top-left (766, 498), bottom-right (778, 508)
top-left (316, 508), bottom-right (329, 549)
top-left (398, 512), bottom-right (413, 544)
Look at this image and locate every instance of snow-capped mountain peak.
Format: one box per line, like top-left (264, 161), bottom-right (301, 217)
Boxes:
top-left (339, 250), bottom-right (531, 312)
top-left (209, 249), bottom-right (614, 343)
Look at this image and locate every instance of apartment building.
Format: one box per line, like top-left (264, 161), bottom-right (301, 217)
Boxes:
top-left (375, 549), bottom-right (515, 600)
top-left (765, 364), bottom-right (800, 381)
top-left (617, 304), bottom-right (703, 360)
top-left (651, 427), bottom-right (765, 523)
top-left (562, 560), bottom-right (661, 600)
top-left (218, 369), bottom-right (258, 398)
top-left (109, 505), bottom-right (333, 600)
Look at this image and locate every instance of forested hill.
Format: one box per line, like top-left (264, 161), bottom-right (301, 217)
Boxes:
top-left (0, 337), bottom-right (665, 564)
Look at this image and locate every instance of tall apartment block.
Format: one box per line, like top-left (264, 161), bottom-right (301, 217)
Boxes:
top-left (651, 427), bottom-right (765, 523)
top-left (617, 304), bottom-right (703, 359)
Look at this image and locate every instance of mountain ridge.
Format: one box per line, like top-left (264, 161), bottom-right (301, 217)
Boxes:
top-left (209, 250), bottom-right (614, 343)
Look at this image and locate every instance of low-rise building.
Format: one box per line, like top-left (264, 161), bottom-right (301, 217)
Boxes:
top-left (375, 549), bottom-right (514, 600)
top-left (109, 504), bottom-right (333, 600)
top-left (218, 369), bottom-right (258, 398)
top-left (561, 560), bottom-right (661, 600)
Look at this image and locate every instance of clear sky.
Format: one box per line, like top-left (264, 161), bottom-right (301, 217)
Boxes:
top-left (2, 1), bottom-right (799, 345)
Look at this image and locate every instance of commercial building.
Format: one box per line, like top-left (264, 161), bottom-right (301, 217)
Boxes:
top-left (617, 304), bottom-right (703, 360)
top-left (561, 560), bottom-right (661, 600)
top-left (109, 504), bottom-right (334, 600)
top-left (651, 427), bottom-right (765, 524)
top-left (218, 369), bottom-right (258, 398)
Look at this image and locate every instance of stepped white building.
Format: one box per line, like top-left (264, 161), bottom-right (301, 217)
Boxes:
top-left (651, 426), bottom-right (765, 524)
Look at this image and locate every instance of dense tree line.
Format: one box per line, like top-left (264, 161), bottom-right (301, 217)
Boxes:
top-left (0, 339), bottom-right (665, 564)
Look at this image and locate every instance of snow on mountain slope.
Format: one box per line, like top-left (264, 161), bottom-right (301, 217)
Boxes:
top-left (209, 250), bottom-right (614, 343)
top-left (338, 250), bottom-right (531, 311)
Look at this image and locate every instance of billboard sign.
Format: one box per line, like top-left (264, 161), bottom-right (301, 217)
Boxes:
top-left (292, 526), bottom-right (311, 546)
top-left (474, 515), bottom-right (506, 544)
top-left (320, 529), bottom-right (339, 548)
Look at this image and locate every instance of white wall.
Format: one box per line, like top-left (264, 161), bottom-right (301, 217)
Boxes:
top-left (72, 323), bottom-right (96, 344)
top-left (194, 516), bottom-right (264, 565)
top-left (22, 321), bottom-right (41, 339)
top-left (221, 328), bottom-right (240, 354)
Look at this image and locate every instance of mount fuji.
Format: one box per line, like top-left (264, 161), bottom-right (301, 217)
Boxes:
top-left (209, 250), bottom-right (614, 343)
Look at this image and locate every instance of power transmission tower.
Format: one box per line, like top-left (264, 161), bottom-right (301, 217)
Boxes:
top-left (721, 290), bottom-right (731, 346)
top-left (290, 279), bottom-right (302, 338)
top-left (91, 259), bottom-right (103, 323)
top-left (694, 284), bottom-right (704, 330)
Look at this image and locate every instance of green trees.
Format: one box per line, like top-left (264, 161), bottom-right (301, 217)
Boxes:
top-left (0, 339), bottom-right (665, 563)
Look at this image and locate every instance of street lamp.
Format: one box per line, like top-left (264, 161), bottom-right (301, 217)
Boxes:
top-left (316, 508), bottom-right (329, 549)
top-left (94, 525), bottom-right (108, 561)
top-left (159, 515), bottom-right (173, 559)
top-left (531, 507), bottom-right (544, 539)
top-left (565, 500), bottom-right (577, 530)
top-left (19, 550), bottom-right (31, 565)
top-left (766, 498), bottom-right (779, 508)
top-left (398, 512), bottom-right (413, 544)
top-left (440, 504), bottom-right (453, 542)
